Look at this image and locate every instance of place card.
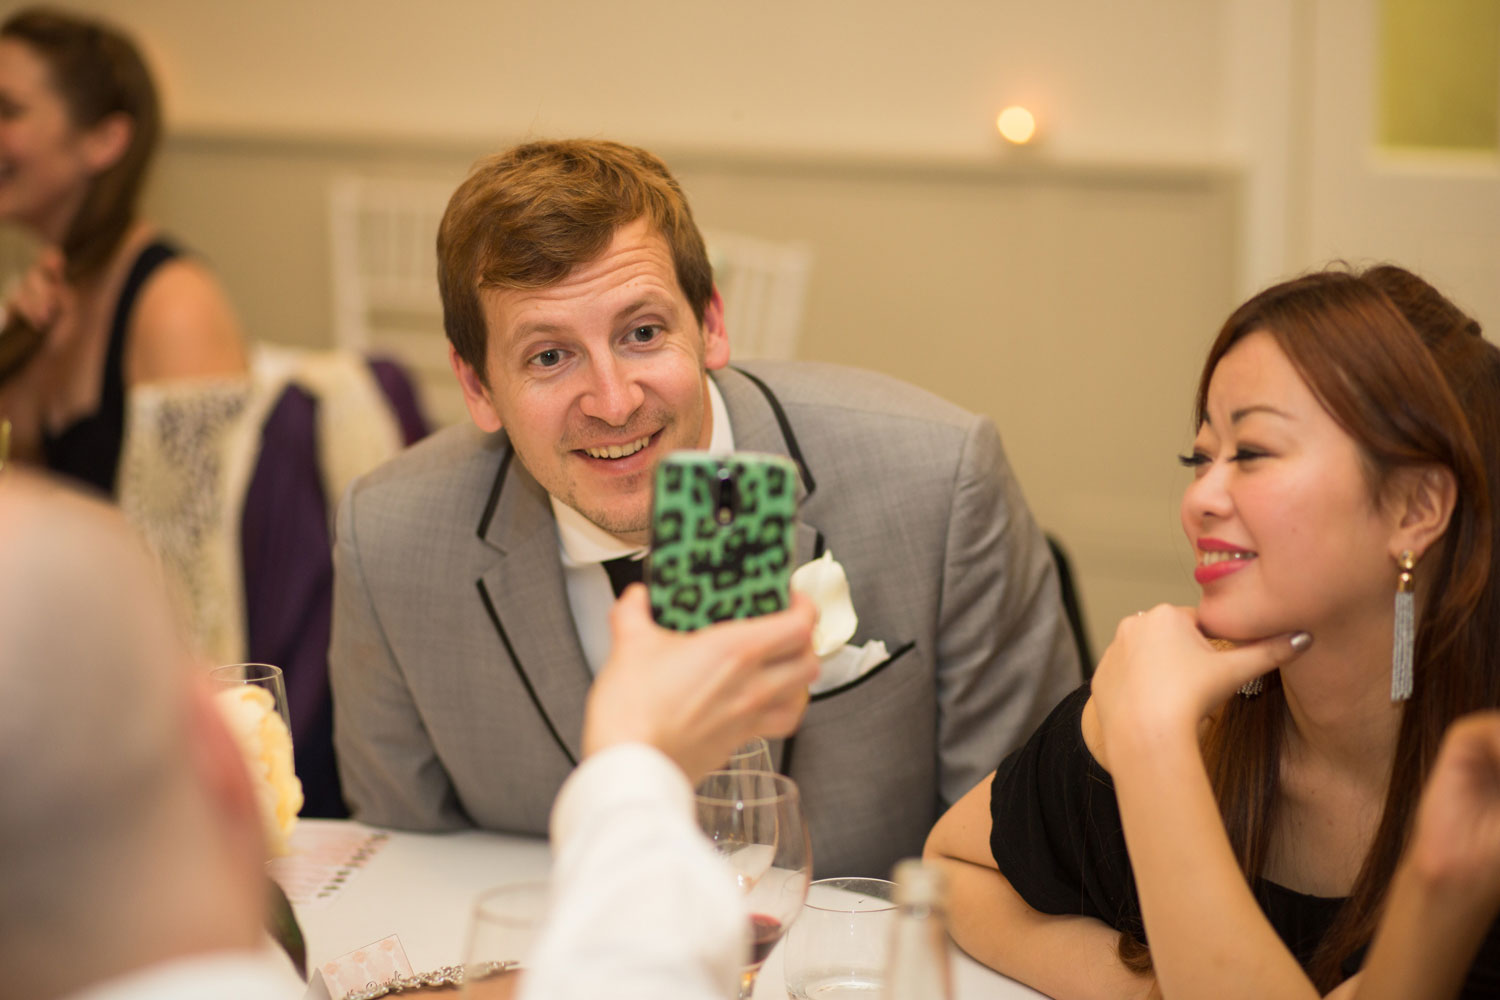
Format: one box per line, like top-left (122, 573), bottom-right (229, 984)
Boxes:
top-left (304, 934), bottom-right (413, 1000)
top-left (269, 823), bottom-right (390, 907)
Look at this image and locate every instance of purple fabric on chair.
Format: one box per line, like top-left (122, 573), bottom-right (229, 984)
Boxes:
top-left (241, 361), bottom-right (430, 818)
top-left (241, 385), bottom-right (341, 816)
top-left (369, 357), bottom-right (430, 446)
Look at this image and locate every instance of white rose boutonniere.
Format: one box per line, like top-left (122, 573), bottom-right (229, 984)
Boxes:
top-left (215, 686), bottom-right (303, 856)
top-left (789, 550), bottom-right (857, 654)
top-left (791, 551), bottom-right (890, 694)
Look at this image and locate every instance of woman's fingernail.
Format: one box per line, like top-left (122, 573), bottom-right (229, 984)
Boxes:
top-left (1290, 632), bottom-right (1313, 652)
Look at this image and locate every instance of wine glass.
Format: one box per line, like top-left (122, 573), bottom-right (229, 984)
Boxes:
top-left (695, 770), bottom-right (812, 999)
top-left (209, 662), bottom-right (290, 730)
top-left (461, 881), bottom-right (549, 998)
top-left (724, 736), bottom-right (774, 773)
top-left (783, 877), bottom-right (897, 998)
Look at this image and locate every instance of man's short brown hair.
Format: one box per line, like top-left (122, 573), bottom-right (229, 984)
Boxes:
top-left (437, 139), bottom-right (714, 377)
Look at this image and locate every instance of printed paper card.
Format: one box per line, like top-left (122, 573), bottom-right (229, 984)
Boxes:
top-left (303, 934), bottom-right (414, 1000)
top-left (269, 824), bottom-right (389, 907)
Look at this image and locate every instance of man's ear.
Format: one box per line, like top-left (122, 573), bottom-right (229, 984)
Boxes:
top-left (450, 344), bottom-right (503, 433)
top-left (701, 287), bottom-right (729, 371)
top-left (1390, 464), bottom-right (1457, 563)
top-left (80, 112), bottom-right (133, 173)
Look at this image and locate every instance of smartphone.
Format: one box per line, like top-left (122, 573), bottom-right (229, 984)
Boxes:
top-left (647, 451), bottom-right (799, 630)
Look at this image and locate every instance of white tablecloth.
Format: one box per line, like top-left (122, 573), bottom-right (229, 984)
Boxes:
top-left (287, 820), bottom-right (1045, 999)
top-left (288, 820), bottom-right (552, 976)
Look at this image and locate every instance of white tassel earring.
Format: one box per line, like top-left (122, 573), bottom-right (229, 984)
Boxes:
top-left (1391, 550), bottom-right (1417, 702)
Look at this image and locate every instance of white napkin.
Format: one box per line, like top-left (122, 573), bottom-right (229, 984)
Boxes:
top-left (790, 551), bottom-right (891, 695)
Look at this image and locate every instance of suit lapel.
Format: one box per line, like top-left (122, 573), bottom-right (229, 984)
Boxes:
top-left (475, 448), bottom-right (590, 766)
top-left (717, 366), bottom-right (822, 568)
top-left (716, 367), bottom-right (823, 775)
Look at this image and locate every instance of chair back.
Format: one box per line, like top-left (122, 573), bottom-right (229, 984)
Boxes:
top-left (1045, 532), bottom-right (1095, 678)
top-left (704, 229), bottom-right (813, 360)
top-left (118, 348), bottom-right (430, 817)
top-left (239, 355), bottom-right (428, 818)
top-left (328, 174), bottom-right (465, 424)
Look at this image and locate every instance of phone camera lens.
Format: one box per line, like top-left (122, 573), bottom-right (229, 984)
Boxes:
top-left (714, 465), bottom-right (736, 524)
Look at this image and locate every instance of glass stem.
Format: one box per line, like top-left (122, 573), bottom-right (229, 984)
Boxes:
top-left (738, 965), bottom-right (761, 999)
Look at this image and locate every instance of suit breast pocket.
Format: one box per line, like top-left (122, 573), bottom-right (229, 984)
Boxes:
top-left (808, 640), bottom-right (917, 704)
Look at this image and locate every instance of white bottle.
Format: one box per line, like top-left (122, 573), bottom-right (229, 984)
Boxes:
top-left (885, 859), bottom-right (955, 1000)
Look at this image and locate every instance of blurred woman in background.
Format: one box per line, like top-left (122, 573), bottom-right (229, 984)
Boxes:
top-left (0, 5), bottom-right (244, 494)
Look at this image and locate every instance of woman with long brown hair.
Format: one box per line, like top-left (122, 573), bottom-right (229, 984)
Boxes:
top-left (927, 264), bottom-right (1500, 998)
top-left (0, 6), bottom-right (244, 494)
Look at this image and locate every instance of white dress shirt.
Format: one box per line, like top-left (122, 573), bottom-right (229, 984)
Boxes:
top-left (520, 744), bottom-right (747, 1000)
top-left (553, 379), bottom-right (735, 673)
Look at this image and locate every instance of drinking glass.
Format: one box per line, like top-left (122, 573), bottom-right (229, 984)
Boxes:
top-left (695, 770), bottom-right (812, 999)
top-left (783, 877), bottom-right (897, 998)
top-left (210, 662), bottom-right (290, 730)
top-left (461, 881), bottom-right (549, 998)
top-left (724, 736), bottom-right (774, 773)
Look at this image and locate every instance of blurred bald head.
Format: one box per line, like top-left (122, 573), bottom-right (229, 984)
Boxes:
top-left (0, 472), bottom-right (264, 997)
top-left (0, 471), bottom-right (190, 848)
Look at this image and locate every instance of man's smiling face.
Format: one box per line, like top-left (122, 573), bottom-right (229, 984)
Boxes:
top-left (452, 217), bottom-right (729, 544)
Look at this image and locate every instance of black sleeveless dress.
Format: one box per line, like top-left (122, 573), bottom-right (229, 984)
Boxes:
top-left (40, 240), bottom-right (181, 494)
top-left (988, 684), bottom-right (1500, 995)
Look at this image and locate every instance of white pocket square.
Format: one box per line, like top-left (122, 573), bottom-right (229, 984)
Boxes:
top-left (810, 639), bottom-right (891, 695)
top-left (790, 550), bottom-right (890, 694)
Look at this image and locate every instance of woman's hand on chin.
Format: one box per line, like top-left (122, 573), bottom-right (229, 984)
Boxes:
top-left (1087, 605), bottom-right (1311, 766)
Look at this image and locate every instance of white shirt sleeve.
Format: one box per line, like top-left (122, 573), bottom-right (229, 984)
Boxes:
top-left (519, 744), bottom-right (748, 1000)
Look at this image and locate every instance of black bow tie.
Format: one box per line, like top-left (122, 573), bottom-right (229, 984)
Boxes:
top-left (602, 555), bottom-right (645, 598)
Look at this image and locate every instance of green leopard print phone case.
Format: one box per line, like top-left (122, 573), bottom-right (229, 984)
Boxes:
top-left (647, 451), bottom-right (798, 631)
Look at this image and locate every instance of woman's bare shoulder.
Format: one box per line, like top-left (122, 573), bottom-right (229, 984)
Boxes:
top-left (124, 255), bottom-right (247, 384)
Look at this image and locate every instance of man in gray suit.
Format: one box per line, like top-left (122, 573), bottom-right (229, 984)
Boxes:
top-left (331, 139), bottom-right (1080, 878)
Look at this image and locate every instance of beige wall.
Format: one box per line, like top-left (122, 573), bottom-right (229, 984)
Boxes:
top-left (69, 0), bottom-right (1228, 162)
top-left (23, 1), bottom-right (1249, 656)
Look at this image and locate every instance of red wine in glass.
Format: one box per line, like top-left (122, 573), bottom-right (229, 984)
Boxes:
top-left (749, 912), bottom-right (783, 965)
top-left (696, 771), bottom-right (811, 999)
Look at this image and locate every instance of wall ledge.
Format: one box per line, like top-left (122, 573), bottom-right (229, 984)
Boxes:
top-left (164, 124), bottom-right (1242, 190)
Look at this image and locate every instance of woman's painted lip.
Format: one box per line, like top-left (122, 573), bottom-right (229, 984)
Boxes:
top-left (1194, 558), bottom-right (1253, 585)
top-left (1194, 538), bottom-right (1255, 584)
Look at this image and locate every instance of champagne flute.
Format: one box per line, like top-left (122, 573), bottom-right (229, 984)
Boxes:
top-left (209, 662), bottom-right (291, 731)
top-left (695, 770), bottom-right (812, 999)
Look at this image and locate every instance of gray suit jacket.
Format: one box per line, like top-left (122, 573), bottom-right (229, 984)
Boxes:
top-left (331, 361), bottom-right (1079, 877)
